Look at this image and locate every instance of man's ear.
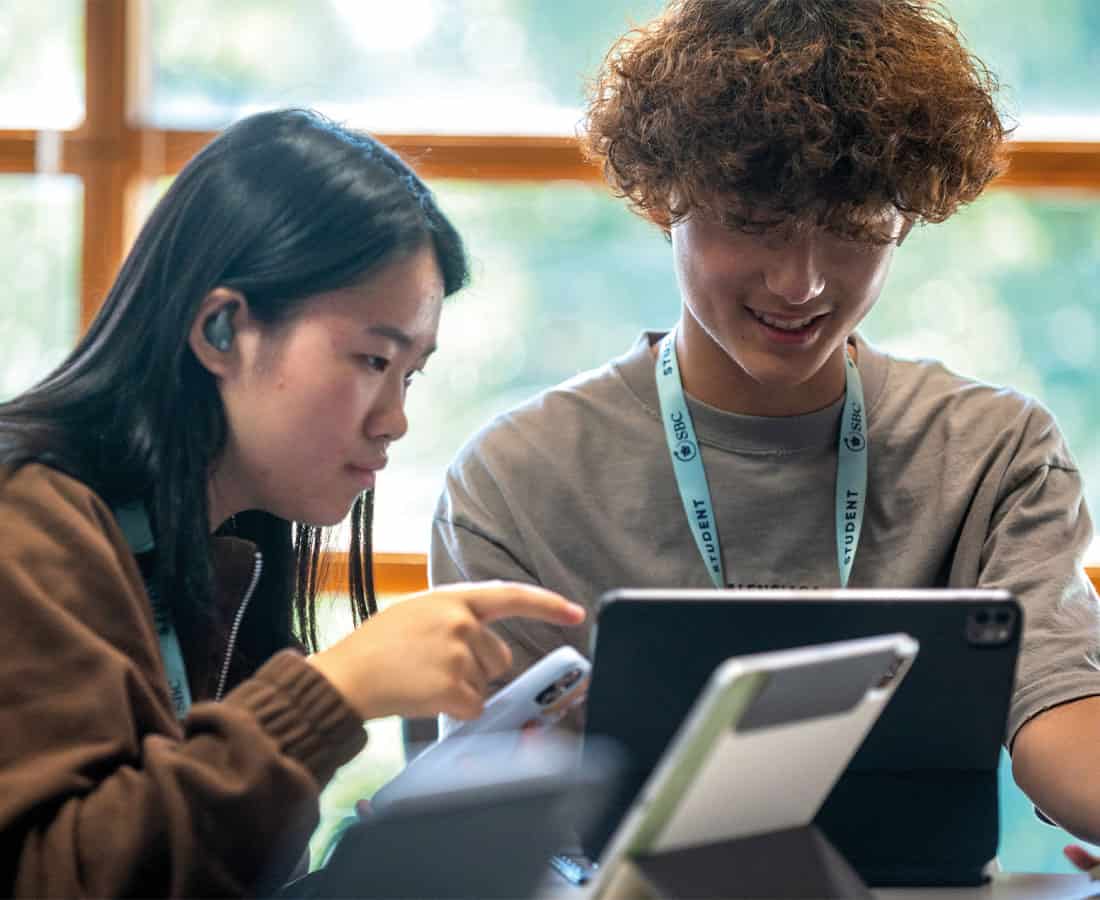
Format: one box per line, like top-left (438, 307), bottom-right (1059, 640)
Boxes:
top-left (188, 288), bottom-right (248, 378)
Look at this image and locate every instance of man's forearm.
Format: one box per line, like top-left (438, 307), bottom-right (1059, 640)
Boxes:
top-left (1012, 695), bottom-right (1100, 844)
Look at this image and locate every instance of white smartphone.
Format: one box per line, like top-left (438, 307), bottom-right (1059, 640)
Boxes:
top-left (373, 646), bottom-right (591, 812)
top-left (438, 645), bottom-right (591, 740)
top-left (590, 633), bottom-right (918, 897)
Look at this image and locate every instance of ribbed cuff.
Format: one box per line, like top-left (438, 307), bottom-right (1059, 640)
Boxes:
top-left (226, 650), bottom-right (367, 784)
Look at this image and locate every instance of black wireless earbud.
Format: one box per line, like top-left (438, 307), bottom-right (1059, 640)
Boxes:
top-left (203, 306), bottom-right (235, 352)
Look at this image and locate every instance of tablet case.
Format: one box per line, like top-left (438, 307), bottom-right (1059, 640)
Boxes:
top-left (583, 589), bottom-right (1021, 887)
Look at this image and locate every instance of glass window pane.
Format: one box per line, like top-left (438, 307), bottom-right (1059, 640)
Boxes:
top-left (371, 180), bottom-right (678, 551)
top-left (142, 0), bottom-right (664, 132)
top-left (951, 1), bottom-right (1100, 138)
top-left (0, 175), bottom-right (82, 399)
top-left (863, 190), bottom-right (1100, 544)
top-left (144, 1), bottom-right (1100, 138)
top-left (0, 0), bottom-right (83, 129)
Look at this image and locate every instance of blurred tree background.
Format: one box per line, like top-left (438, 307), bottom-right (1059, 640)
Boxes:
top-left (2, 0), bottom-right (1099, 873)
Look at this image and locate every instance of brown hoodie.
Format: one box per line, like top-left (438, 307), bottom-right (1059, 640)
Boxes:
top-left (0, 462), bottom-right (367, 897)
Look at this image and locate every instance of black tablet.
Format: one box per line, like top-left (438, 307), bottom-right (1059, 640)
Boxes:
top-left (581, 588), bottom-right (1021, 888)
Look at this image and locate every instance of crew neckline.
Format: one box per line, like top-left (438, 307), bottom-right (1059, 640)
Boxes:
top-left (612, 329), bottom-right (888, 455)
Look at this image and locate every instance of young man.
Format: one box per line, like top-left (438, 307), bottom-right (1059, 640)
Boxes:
top-left (431, 0), bottom-right (1100, 846)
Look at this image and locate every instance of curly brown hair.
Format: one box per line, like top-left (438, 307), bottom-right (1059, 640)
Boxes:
top-left (583, 0), bottom-right (1010, 242)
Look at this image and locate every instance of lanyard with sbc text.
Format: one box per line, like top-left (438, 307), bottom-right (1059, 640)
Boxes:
top-left (655, 331), bottom-right (868, 589)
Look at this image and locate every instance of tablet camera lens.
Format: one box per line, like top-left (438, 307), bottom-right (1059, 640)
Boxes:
top-left (966, 606), bottom-right (1015, 646)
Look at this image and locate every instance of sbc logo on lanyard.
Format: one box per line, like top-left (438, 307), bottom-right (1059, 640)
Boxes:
top-left (669, 411), bottom-right (698, 462)
top-left (843, 400), bottom-right (866, 452)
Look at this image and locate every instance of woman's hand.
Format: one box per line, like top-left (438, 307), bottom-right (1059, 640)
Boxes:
top-left (308, 581), bottom-right (585, 722)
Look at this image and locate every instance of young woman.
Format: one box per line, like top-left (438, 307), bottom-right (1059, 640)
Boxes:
top-left (0, 108), bottom-right (583, 896)
top-left (431, 0), bottom-right (1100, 855)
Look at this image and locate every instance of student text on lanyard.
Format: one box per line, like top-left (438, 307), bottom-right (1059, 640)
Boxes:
top-left (655, 331), bottom-right (867, 588)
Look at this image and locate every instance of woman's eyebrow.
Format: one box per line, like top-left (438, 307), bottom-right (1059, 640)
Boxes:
top-left (366, 324), bottom-right (437, 357)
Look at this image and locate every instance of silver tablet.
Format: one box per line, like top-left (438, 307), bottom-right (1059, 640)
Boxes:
top-left (591, 634), bottom-right (918, 897)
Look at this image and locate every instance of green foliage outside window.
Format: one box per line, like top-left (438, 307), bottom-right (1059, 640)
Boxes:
top-left (0, 177), bottom-right (81, 398)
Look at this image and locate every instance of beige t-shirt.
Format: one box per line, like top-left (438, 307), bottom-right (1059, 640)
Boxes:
top-left (432, 331), bottom-right (1100, 745)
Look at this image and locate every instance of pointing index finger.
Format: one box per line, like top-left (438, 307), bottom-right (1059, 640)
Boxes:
top-left (464, 582), bottom-right (586, 626)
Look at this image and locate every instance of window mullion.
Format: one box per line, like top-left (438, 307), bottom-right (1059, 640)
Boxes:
top-left (77, 0), bottom-right (139, 330)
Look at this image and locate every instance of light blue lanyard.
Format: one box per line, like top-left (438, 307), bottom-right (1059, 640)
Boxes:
top-left (655, 332), bottom-right (868, 588)
top-left (113, 502), bottom-right (192, 718)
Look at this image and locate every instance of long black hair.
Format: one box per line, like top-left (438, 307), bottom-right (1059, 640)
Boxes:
top-left (0, 108), bottom-right (468, 663)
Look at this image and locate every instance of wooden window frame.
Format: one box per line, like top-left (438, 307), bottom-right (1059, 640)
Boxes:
top-left (1, 1), bottom-right (1098, 594)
